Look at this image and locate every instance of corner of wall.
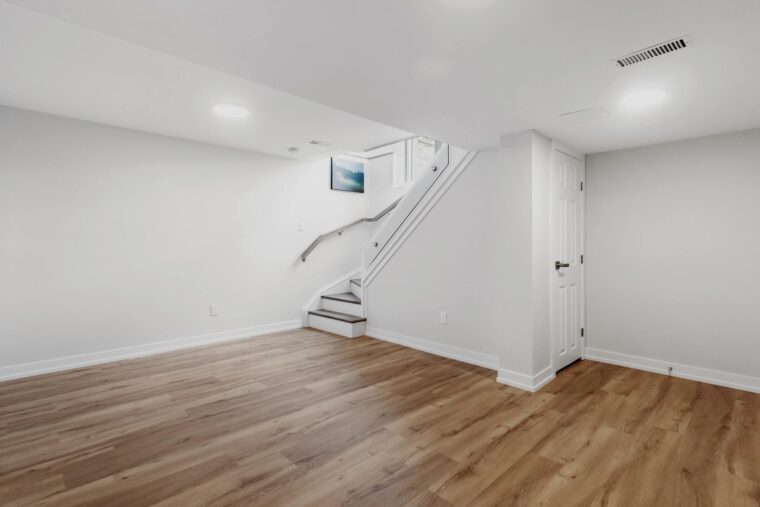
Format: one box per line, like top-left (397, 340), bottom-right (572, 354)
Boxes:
top-left (496, 364), bottom-right (555, 392)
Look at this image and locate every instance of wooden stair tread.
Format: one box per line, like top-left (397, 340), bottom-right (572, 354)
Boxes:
top-left (308, 309), bottom-right (366, 323)
top-left (321, 292), bottom-right (361, 304)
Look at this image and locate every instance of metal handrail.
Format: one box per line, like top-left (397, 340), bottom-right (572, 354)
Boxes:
top-left (300, 197), bottom-right (402, 262)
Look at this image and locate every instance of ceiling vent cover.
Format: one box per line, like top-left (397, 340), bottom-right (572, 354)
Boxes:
top-left (616, 36), bottom-right (691, 67)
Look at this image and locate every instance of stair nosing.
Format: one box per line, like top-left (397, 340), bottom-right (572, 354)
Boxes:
top-left (308, 309), bottom-right (367, 323)
top-left (321, 293), bottom-right (361, 304)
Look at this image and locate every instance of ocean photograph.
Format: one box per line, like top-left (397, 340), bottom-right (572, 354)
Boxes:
top-left (331, 156), bottom-right (365, 193)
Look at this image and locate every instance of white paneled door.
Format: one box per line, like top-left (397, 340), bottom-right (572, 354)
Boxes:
top-left (550, 147), bottom-right (585, 371)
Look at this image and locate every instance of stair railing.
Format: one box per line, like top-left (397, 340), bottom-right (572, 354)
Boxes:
top-left (362, 142), bottom-right (451, 267)
top-left (300, 197), bottom-right (401, 262)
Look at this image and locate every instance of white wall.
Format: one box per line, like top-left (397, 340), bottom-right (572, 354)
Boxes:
top-left (530, 134), bottom-right (552, 374)
top-left (494, 133), bottom-right (535, 376)
top-left (364, 145), bottom-right (408, 217)
top-left (366, 131), bottom-right (554, 388)
top-left (0, 106), bottom-right (369, 375)
top-left (494, 131), bottom-right (552, 386)
top-left (366, 148), bottom-right (501, 366)
top-left (586, 128), bottom-right (760, 386)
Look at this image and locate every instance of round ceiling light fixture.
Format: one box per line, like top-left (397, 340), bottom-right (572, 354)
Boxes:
top-left (211, 103), bottom-right (250, 119)
top-left (620, 89), bottom-right (667, 111)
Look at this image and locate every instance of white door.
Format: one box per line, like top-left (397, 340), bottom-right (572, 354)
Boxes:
top-left (550, 148), bottom-right (585, 372)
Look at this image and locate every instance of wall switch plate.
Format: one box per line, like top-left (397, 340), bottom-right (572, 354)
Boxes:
top-left (440, 311), bottom-right (447, 325)
top-left (210, 304), bottom-right (219, 317)
top-left (297, 221), bottom-right (304, 232)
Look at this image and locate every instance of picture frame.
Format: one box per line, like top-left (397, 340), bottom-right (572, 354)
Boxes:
top-left (330, 155), bottom-right (365, 193)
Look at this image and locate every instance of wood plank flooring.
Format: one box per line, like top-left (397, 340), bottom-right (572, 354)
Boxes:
top-left (1, 328), bottom-right (759, 506)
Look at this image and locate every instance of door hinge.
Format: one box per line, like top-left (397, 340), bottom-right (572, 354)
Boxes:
top-left (581, 327), bottom-right (585, 337)
top-left (580, 181), bottom-right (584, 191)
top-left (581, 254), bottom-right (584, 264)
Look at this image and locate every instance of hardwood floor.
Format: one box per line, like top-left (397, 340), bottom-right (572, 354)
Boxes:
top-left (1, 328), bottom-right (759, 506)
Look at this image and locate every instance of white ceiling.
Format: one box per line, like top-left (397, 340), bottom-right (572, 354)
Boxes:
top-left (0, 2), bottom-right (410, 160)
top-left (5, 0), bottom-right (760, 154)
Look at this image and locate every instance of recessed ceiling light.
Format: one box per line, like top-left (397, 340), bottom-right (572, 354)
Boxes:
top-left (211, 104), bottom-right (250, 119)
top-left (620, 90), bottom-right (667, 110)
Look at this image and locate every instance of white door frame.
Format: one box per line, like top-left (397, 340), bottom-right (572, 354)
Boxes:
top-left (549, 141), bottom-right (586, 373)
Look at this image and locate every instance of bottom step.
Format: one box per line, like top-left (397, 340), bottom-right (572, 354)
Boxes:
top-left (308, 309), bottom-right (366, 338)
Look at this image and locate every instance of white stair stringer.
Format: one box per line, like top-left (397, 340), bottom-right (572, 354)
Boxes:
top-left (349, 278), bottom-right (362, 299)
top-left (363, 148), bottom-right (476, 288)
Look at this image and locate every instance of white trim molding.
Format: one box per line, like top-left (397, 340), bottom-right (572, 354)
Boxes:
top-left (0, 320), bottom-right (302, 383)
top-left (366, 327), bottom-right (498, 371)
top-left (585, 348), bottom-right (760, 395)
top-left (497, 365), bottom-right (556, 392)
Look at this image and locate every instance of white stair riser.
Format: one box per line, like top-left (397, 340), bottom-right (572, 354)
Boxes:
top-left (308, 315), bottom-right (366, 338)
top-left (349, 282), bottom-right (361, 299)
top-left (321, 298), bottom-right (363, 316)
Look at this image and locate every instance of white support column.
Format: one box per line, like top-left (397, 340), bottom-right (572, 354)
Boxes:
top-left (495, 131), bottom-right (553, 392)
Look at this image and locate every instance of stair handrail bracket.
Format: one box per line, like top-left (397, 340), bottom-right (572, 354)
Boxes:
top-left (300, 198), bottom-right (401, 262)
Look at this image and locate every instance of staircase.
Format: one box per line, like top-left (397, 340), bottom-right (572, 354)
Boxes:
top-left (301, 138), bottom-right (470, 339)
top-left (307, 278), bottom-right (366, 338)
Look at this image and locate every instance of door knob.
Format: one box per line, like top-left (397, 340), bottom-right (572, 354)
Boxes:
top-left (555, 261), bottom-right (570, 270)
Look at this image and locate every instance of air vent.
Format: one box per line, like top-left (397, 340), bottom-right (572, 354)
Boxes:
top-left (309, 140), bottom-right (333, 147)
top-left (616, 36), bottom-right (691, 68)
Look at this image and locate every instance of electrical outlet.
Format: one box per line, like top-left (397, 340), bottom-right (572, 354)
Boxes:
top-left (440, 311), bottom-right (447, 325)
top-left (210, 304), bottom-right (219, 317)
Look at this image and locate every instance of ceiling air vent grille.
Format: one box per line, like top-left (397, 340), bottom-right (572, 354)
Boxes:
top-left (616, 36), bottom-right (691, 67)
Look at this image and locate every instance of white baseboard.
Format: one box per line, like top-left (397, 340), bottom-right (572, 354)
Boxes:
top-left (365, 327), bottom-right (499, 371)
top-left (585, 347), bottom-right (760, 395)
top-left (497, 365), bottom-right (555, 392)
top-left (0, 320), bottom-right (302, 383)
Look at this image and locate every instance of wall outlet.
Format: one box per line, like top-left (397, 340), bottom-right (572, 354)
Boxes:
top-left (210, 304), bottom-right (220, 317)
top-left (440, 311), bottom-right (447, 325)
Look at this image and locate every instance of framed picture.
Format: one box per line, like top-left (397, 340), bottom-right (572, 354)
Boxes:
top-left (331, 155), bottom-right (365, 193)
